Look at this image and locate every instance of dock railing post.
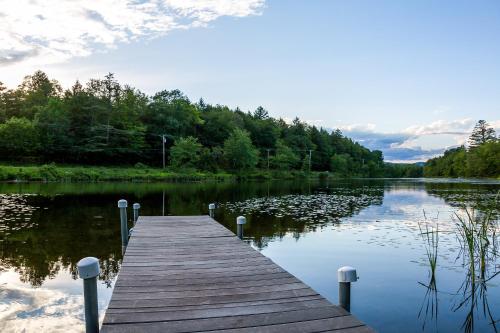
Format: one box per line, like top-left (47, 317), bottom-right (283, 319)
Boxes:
top-left (236, 216), bottom-right (246, 239)
top-left (208, 203), bottom-right (215, 218)
top-left (133, 203), bottom-right (140, 225)
top-left (78, 257), bottom-right (100, 333)
top-left (337, 266), bottom-right (358, 312)
top-left (118, 199), bottom-right (128, 253)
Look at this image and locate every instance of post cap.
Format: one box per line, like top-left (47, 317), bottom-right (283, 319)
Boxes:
top-left (237, 216), bottom-right (246, 225)
top-left (77, 257), bottom-right (100, 279)
top-left (118, 199), bottom-right (128, 208)
top-left (209, 203), bottom-right (216, 210)
top-left (338, 266), bottom-right (358, 282)
top-left (133, 203), bottom-right (140, 209)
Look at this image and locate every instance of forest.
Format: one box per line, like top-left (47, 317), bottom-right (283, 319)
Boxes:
top-left (0, 71), bottom-right (421, 178)
top-left (424, 120), bottom-right (499, 178)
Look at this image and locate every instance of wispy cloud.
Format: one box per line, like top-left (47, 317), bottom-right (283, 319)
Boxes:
top-left (0, 0), bottom-right (265, 67)
top-left (401, 118), bottom-right (474, 137)
top-left (338, 118), bottom-right (499, 163)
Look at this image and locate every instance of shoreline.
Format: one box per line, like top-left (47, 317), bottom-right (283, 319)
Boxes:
top-left (1, 164), bottom-right (497, 183)
top-left (0, 164), bottom-right (323, 183)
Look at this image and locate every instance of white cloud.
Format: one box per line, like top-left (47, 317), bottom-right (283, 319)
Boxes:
top-left (0, 0), bottom-right (264, 67)
top-left (338, 118), bottom-right (500, 162)
top-left (402, 118), bottom-right (475, 136)
top-left (338, 123), bottom-right (376, 132)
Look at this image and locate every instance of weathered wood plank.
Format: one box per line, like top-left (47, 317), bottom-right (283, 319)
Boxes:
top-left (104, 299), bottom-right (335, 323)
top-left (198, 316), bottom-right (365, 333)
top-left (105, 295), bottom-right (325, 314)
top-left (107, 288), bottom-right (320, 309)
top-left (113, 277), bottom-right (300, 292)
top-left (102, 307), bottom-right (351, 332)
top-left (101, 216), bottom-right (374, 333)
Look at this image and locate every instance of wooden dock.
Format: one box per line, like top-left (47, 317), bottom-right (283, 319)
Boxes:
top-left (101, 216), bottom-right (374, 333)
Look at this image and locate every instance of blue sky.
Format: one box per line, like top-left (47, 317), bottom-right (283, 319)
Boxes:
top-left (1, 0), bottom-right (499, 162)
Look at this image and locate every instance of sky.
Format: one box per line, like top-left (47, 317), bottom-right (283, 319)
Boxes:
top-left (1, 0), bottom-right (499, 162)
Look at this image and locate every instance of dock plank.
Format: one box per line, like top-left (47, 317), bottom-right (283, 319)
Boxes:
top-left (101, 216), bottom-right (374, 332)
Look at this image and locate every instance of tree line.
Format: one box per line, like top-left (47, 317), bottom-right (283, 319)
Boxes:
top-left (424, 120), bottom-right (499, 178)
top-left (0, 71), bottom-right (421, 177)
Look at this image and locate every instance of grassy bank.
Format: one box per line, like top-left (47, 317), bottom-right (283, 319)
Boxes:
top-left (0, 164), bottom-right (327, 182)
top-left (0, 164), bottom-right (234, 182)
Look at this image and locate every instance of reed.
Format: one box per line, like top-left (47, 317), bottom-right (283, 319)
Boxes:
top-left (418, 212), bottom-right (439, 278)
top-left (453, 192), bottom-right (499, 333)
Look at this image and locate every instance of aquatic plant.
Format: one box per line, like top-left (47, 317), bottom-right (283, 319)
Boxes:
top-left (221, 189), bottom-right (383, 226)
top-left (453, 193), bottom-right (499, 333)
top-left (417, 212), bottom-right (440, 331)
top-left (418, 212), bottom-right (439, 279)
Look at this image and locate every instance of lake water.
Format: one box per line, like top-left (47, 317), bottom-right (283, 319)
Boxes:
top-left (0, 179), bottom-right (498, 333)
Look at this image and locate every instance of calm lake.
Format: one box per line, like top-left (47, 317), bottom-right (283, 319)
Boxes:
top-left (0, 179), bottom-right (498, 333)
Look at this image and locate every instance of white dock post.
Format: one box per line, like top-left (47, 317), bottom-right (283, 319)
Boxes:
top-left (133, 203), bottom-right (140, 225)
top-left (337, 266), bottom-right (358, 312)
top-left (78, 257), bottom-right (100, 333)
top-left (236, 216), bottom-right (246, 239)
top-left (208, 203), bottom-right (215, 218)
top-left (118, 199), bottom-right (128, 253)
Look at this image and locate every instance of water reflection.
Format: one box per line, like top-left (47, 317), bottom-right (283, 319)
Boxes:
top-left (222, 187), bottom-right (383, 248)
top-left (0, 179), bottom-right (498, 332)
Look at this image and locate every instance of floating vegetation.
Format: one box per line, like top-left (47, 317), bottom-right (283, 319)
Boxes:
top-left (0, 194), bottom-right (38, 232)
top-left (222, 190), bottom-right (383, 226)
top-left (427, 189), bottom-right (499, 216)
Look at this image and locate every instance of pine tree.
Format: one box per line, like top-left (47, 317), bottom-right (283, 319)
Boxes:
top-left (253, 106), bottom-right (269, 120)
top-left (468, 120), bottom-right (496, 148)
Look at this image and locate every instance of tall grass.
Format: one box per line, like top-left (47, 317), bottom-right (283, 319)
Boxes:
top-left (418, 212), bottom-right (439, 279)
top-left (417, 212), bottom-right (440, 330)
top-left (453, 193), bottom-right (499, 333)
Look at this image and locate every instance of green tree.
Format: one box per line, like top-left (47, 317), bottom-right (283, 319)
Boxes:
top-left (467, 141), bottom-right (500, 177)
top-left (0, 71), bottom-right (401, 176)
top-left (223, 129), bottom-right (258, 171)
top-left (0, 81), bottom-right (6, 123)
top-left (19, 70), bottom-right (62, 119)
top-left (331, 154), bottom-right (352, 176)
top-left (198, 147), bottom-right (224, 172)
top-left (253, 106), bottom-right (269, 120)
top-left (34, 98), bottom-right (72, 158)
top-left (170, 136), bottom-right (202, 169)
top-left (143, 90), bottom-right (203, 161)
top-left (468, 120), bottom-right (496, 148)
top-left (0, 117), bottom-right (40, 156)
top-left (198, 105), bottom-right (241, 147)
top-left (272, 140), bottom-right (299, 170)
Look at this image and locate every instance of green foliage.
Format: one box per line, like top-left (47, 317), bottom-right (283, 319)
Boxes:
top-left (198, 147), bottom-right (224, 172)
top-left (170, 136), bottom-right (202, 169)
top-left (330, 154), bottom-right (351, 176)
top-left (0, 164), bottom-right (232, 182)
top-left (384, 163), bottom-right (424, 178)
top-left (0, 117), bottom-right (40, 157)
top-left (272, 140), bottom-right (299, 170)
top-left (468, 120), bottom-right (497, 148)
top-left (424, 141), bottom-right (499, 178)
top-left (467, 141), bottom-right (500, 177)
top-left (0, 70), bottom-right (412, 178)
top-left (134, 162), bottom-right (148, 169)
top-left (39, 163), bottom-right (60, 181)
top-left (223, 129), bottom-right (259, 171)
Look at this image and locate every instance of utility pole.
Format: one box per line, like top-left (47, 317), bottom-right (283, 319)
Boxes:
top-left (162, 135), bottom-right (166, 169)
top-left (308, 149), bottom-right (312, 173)
top-left (266, 149), bottom-right (270, 170)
